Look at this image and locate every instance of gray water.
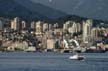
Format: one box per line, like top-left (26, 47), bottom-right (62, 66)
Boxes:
top-left (0, 52), bottom-right (108, 71)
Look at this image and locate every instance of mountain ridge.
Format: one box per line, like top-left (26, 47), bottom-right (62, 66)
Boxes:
top-left (0, 0), bottom-right (67, 22)
top-left (0, 0), bottom-right (108, 26)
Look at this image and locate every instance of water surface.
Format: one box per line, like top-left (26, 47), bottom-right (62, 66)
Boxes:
top-left (0, 52), bottom-right (108, 71)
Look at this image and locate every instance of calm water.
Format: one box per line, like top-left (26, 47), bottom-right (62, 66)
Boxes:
top-left (0, 52), bottom-right (108, 71)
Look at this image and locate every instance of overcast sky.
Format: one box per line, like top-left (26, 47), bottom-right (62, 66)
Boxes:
top-left (31, 0), bottom-right (108, 20)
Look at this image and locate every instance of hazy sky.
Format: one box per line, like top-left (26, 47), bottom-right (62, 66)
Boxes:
top-left (31, 0), bottom-right (108, 20)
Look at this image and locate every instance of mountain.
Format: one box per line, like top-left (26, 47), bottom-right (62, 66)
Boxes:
top-left (0, 0), bottom-right (107, 26)
top-left (31, 0), bottom-right (108, 21)
top-left (0, 0), bottom-right (67, 22)
top-left (69, 0), bottom-right (108, 21)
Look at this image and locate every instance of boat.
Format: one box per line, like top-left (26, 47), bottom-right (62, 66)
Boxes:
top-left (69, 54), bottom-right (85, 60)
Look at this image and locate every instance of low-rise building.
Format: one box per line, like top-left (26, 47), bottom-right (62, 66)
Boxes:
top-left (47, 38), bottom-right (55, 50)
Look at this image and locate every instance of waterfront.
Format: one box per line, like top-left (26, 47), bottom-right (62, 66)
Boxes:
top-left (0, 52), bottom-right (108, 71)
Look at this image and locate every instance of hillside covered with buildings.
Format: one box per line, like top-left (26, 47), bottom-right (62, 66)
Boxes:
top-left (0, 16), bottom-right (108, 52)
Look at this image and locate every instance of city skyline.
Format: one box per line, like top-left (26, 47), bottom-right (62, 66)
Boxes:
top-left (0, 0), bottom-right (108, 71)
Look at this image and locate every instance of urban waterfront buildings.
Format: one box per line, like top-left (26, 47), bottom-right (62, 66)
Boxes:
top-left (0, 17), bottom-right (108, 52)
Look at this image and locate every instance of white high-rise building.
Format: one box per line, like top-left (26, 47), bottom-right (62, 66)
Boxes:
top-left (91, 28), bottom-right (98, 38)
top-left (31, 21), bottom-right (35, 30)
top-left (21, 21), bottom-right (26, 29)
top-left (49, 24), bottom-right (52, 30)
top-left (35, 21), bottom-right (43, 35)
top-left (72, 22), bottom-right (77, 33)
top-left (67, 22), bottom-right (81, 35)
top-left (63, 21), bottom-right (71, 30)
top-left (68, 22), bottom-right (76, 34)
top-left (43, 23), bottom-right (48, 32)
top-left (77, 23), bottom-right (81, 32)
top-left (0, 20), bottom-right (3, 31)
top-left (83, 19), bottom-right (93, 43)
top-left (54, 23), bottom-right (59, 28)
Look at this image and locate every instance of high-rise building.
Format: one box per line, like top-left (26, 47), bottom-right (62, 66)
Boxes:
top-left (0, 19), bottom-right (3, 40)
top-left (63, 21), bottom-right (71, 30)
top-left (43, 23), bottom-right (48, 32)
top-left (11, 20), bottom-right (16, 30)
top-left (83, 19), bottom-right (93, 43)
top-left (53, 23), bottom-right (59, 28)
top-left (91, 28), bottom-right (98, 38)
top-left (21, 21), bottom-right (26, 29)
top-left (0, 20), bottom-right (3, 31)
top-left (31, 21), bottom-right (35, 30)
top-left (11, 17), bottom-right (21, 31)
top-left (67, 22), bottom-right (81, 35)
top-left (35, 21), bottom-right (43, 35)
top-left (48, 24), bottom-right (52, 30)
top-left (77, 23), bottom-right (81, 32)
top-left (70, 22), bottom-right (77, 33)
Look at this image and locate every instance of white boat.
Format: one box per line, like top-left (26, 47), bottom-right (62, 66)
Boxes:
top-left (69, 54), bottom-right (85, 60)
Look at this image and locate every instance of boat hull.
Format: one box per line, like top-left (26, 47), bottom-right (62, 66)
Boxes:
top-left (69, 56), bottom-right (85, 60)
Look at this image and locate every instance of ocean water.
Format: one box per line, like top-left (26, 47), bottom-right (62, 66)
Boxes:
top-left (0, 52), bottom-right (108, 71)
